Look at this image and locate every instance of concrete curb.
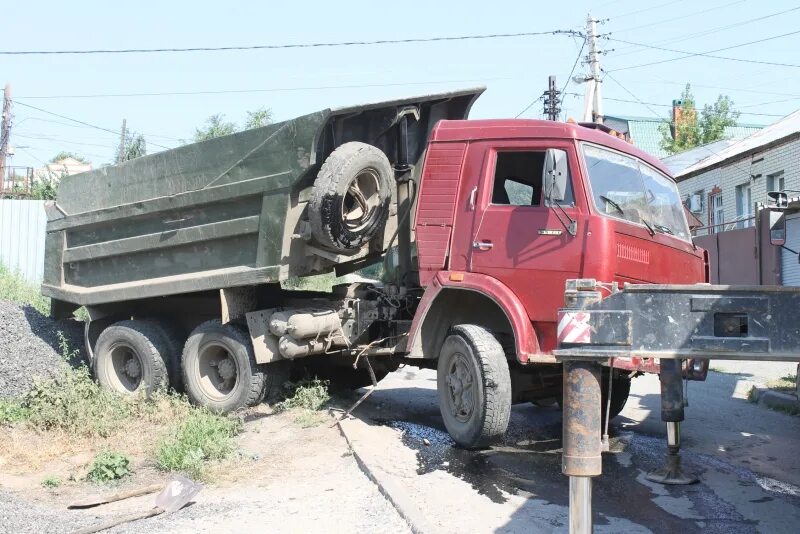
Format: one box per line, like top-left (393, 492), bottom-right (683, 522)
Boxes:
top-left (750, 386), bottom-right (800, 413)
top-left (336, 418), bottom-right (439, 534)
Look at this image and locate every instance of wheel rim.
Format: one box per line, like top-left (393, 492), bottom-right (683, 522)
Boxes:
top-left (195, 342), bottom-right (239, 401)
top-left (341, 168), bottom-right (381, 232)
top-left (108, 342), bottom-right (143, 393)
top-left (444, 352), bottom-right (477, 423)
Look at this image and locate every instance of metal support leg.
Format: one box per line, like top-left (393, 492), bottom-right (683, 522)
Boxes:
top-left (563, 360), bottom-right (602, 533)
top-left (646, 359), bottom-right (698, 485)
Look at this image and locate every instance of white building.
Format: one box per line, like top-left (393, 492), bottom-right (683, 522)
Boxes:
top-left (672, 111), bottom-right (800, 284)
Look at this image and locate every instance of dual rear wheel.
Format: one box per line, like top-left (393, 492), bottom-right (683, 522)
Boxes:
top-left (93, 319), bottom-right (287, 412)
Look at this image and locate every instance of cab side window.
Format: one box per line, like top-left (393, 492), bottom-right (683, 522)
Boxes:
top-left (491, 151), bottom-right (574, 206)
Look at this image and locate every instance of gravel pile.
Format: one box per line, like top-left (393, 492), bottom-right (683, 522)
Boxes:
top-left (0, 300), bottom-right (85, 398)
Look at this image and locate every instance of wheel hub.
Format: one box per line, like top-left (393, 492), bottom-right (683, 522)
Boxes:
top-left (446, 354), bottom-right (475, 422)
top-left (123, 356), bottom-right (142, 378)
top-left (216, 358), bottom-right (236, 381)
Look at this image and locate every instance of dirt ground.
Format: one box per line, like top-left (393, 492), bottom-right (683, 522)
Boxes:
top-left (0, 406), bottom-right (411, 534)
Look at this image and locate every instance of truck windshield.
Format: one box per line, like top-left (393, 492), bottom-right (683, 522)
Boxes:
top-left (582, 144), bottom-right (691, 241)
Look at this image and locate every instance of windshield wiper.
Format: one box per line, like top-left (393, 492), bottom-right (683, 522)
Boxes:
top-left (599, 195), bottom-right (625, 215)
top-left (651, 223), bottom-right (674, 235)
top-left (641, 218), bottom-right (656, 236)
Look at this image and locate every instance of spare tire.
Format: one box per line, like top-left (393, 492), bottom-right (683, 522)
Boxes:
top-left (309, 142), bottom-right (393, 251)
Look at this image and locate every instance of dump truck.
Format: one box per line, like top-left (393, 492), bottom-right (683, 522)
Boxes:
top-left (43, 88), bottom-right (705, 448)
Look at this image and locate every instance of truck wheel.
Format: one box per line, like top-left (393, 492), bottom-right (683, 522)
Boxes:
top-left (94, 320), bottom-right (170, 396)
top-left (603, 374), bottom-right (631, 423)
top-left (437, 325), bottom-right (512, 449)
top-left (182, 320), bottom-right (273, 412)
top-left (139, 318), bottom-right (186, 392)
top-left (309, 141), bottom-right (393, 251)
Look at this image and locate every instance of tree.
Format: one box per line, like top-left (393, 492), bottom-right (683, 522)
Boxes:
top-left (193, 114), bottom-right (237, 142)
top-left (116, 132), bottom-right (147, 162)
top-left (50, 151), bottom-right (88, 163)
top-left (244, 107), bottom-right (273, 130)
top-left (659, 84), bottom-right (740, 155)
top-left (190, 108), bottom-right (274, 143)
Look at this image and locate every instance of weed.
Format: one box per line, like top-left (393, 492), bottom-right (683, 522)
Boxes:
top-left (41, 475), bottom-right (62, 488)
top-left (766, 374), bottom-right (798, 394)
top-left (87, 451), bottom-right (132, 483)
top-left (156, 410), bottom-right (240, 479)
top-left (747, 386), bottom-right (759, 403)
top-left (294, 410), bottom-right (326, 428)
top-left (275, 379), bottom-right (330, 412)
top-left (0, 398), bottom-right (29, 424)
top-left (0, 264), bottom-right (50, 315)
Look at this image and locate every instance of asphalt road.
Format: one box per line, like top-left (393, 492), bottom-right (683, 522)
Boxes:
top-left (352, 363), bottom-right (800, 533)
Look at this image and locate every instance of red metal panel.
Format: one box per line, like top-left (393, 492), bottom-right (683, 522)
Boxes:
top-left (404, 271), bottom-right (543, 363)
top-left (415, 142), bottom-right (467, 285)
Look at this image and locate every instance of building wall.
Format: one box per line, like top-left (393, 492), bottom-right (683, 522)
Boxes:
top-left (676, 137), bottom-right (800, 236)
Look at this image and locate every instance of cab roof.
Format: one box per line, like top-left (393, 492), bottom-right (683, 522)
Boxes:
top-left (430, 119), bottom-right (672, 177)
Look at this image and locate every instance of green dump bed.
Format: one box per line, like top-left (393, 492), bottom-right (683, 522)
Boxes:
top-left (42, 89), bottom-right (482, 307)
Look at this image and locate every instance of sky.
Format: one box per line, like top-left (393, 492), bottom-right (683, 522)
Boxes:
top-left (4, 0), bottom-right (800, 169)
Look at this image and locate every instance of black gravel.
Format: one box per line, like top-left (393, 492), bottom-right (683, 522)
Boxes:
top-left (0, 300), bottom-right (85, 398)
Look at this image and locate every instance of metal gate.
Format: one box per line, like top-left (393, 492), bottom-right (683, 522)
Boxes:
top-left (782, 213), bottom-right (800, 286)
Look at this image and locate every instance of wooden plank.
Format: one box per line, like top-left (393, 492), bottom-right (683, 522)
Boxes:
top-left (63, 216), bottom-right (260, 263)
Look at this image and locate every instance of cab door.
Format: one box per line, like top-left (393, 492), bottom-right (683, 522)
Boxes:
top-left (468, 141), bottom-right (585, 325)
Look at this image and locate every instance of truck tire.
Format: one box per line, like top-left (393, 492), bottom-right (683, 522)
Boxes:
top-left (603, 374), bottom-right (631, 424)
top-left (309, 142), bottom-right (393, 251)
top-left (94, 320), bottom-right (170, 396)
top-left (145, 319), bottom-right (187, 392)
top-left (182, 320), bottom-right (276, 412)
top-left (437, 325), bottom-right (512, 449)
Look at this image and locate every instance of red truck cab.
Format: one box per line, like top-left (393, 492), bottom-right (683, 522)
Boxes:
top-left (405, 118), bottom-right (706, 447)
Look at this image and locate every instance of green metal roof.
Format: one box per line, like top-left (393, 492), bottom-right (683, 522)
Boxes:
top-left (605, 116), bottom-right (763, 159)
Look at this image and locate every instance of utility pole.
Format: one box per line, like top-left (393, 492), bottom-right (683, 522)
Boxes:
top-left (0, 84), bottom-right (11, 191)
top-left (582, 14), bottom-right (604, 124)
top-left (116, 118), bottom-right (127, 163)
top-left (543, 75), bottom-right (561, 121)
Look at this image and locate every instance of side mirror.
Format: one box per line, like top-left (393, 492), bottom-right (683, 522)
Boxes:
top-left (544, 149), bottom-right (568, 202)
top-left (767, 191), bottom-right (788, 210)
top-left (769, 210), bottom-right (786, 246)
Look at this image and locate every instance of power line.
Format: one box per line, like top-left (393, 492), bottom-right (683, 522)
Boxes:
top-left (0, 30), bottom-right (575, 56)
top-left (15, 77), bottom-right (514, 100)
top-left (602, 70), bottom-right (758, 178)
top-left (602, 96), bottom-right (785, 117)
top-left (607, 29), bottom-right (800, 72)
top-left (611, 5), bottom-right (800, 57)
top-left (611, 0), bottom-right (746, 34)
top-left (515, 94), bottom-right (545, 119)
top-left (13, 116), bottom-right (183, 141)
top-left (559, 40), bottom-right (587, 119)
top-left (12, 101), bottom-right (172, 150)
top-left (609, 0), bottom-right (689, 20)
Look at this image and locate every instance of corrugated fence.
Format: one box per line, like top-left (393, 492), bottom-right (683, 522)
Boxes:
top-left (0, 199), bottom-right (48, 283)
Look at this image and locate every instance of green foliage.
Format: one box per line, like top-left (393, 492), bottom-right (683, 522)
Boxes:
top-left (276, 379), bottom-right (330, 412)
top-left (87, 450), bottom-right (132, 483)
top-left (766, 374), bottom-right (798, 393)
top-left (29, 174), bottom-right (59, 200)
top-left (49, 152), bottom-right (88, 164)
top-left (116, 132), bottom-right (147, 162)
top-left (193, 114), bottom-right (238, 142)
top-left (155, 410), bottom-right (240, 479)
top-left (192, 108), bottom-right (274, 142)
top-left (244, 107), bottom-right (273, 130)
top-left (41, 475), bottom-right (62, 488)
top-left (0, 398), bottom-right (29, 424)
top-left (660, 84), bottom-right (740, 155)
top-left (0, 263), bottom-right (50, 314)
top-left (23, 335), bottom-right (133, 438)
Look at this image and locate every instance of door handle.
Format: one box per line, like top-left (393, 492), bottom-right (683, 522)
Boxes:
top-left (472, 240), bottom-right (493, 250)
top-left (469, 186), bottom-right (478, 210)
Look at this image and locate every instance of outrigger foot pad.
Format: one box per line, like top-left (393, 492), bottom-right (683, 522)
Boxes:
top-left (646, 451), bottom-right (698, 485)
